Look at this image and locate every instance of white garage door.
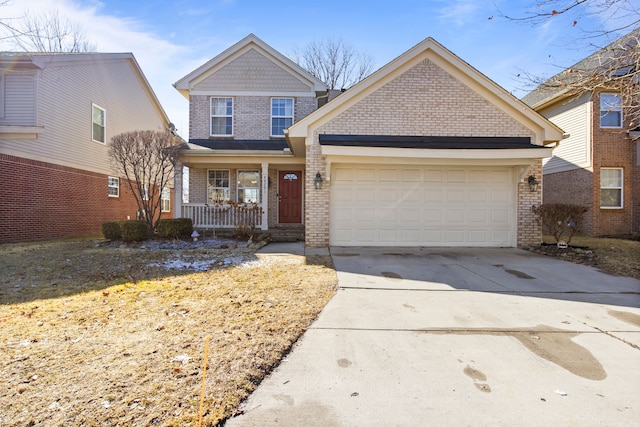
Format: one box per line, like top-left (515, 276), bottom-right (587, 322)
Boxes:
top-left (330, 165), bottom-right (515, 247)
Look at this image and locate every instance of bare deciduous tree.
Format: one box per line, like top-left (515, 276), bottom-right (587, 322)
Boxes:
top-left (108, 130), bottom-right (185, 233)
top-left (506, 1), bottom-right (639, 131)
top-left (8, 9), bottom-right (96, 52)
top-left (292, 38), bottom-right (374, 90)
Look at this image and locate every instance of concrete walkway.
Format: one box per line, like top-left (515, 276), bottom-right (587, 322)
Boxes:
top-left (227, 246), bottom-right (640, 426)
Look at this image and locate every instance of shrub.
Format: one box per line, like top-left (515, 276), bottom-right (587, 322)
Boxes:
top-left (101, 221), bottom-right (122, 240)
top-left (156, 218), bottom-right (193, 239)
top-left (120, 220), bottom-right (149, 242)
top-left (232, 204), bottom-right (262, 240)
top-left (532, 203), bottom-right (588, 244)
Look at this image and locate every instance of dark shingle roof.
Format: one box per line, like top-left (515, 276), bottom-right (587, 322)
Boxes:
top-left (522, 28), bottom-right (639, 108)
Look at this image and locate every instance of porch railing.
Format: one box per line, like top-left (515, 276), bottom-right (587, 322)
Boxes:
top-left (181, 203), bottom-right (262, 229)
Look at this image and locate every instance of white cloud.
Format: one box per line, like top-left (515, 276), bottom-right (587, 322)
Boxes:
top-left (438, 0), bottom-right (481, 26)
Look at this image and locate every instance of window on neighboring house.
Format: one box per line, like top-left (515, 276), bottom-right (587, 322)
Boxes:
top-left (237, 170), bottom-right (260, 203)
top-left (108, 176), bottom-right (119, 197)
top-left (92, 104), bottom-right (106, 143)
top-left (600, 93), bottom-right (622, 128)
top-left (141, 183), bottom-right (149, 201)
top-left (161, 187), bottom-right (170, 212)
top-left (208, 169), bottom-right (230, 203)
top-left (210, 97), bottom-right (233, 136)
top-left (271, 98), bottom-right (293, 137)
top-left (600, 168), bottom-right (623, 208)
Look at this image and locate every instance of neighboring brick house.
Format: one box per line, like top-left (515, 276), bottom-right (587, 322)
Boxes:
top-left (523, 30), bottom-right (639, 237)
top-left (0, 53), bottom-right (174, 243)
top-left (174, 34), bottom-right (564, 248)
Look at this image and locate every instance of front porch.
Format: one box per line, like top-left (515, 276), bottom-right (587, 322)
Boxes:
top-left (174, 158), bottom-right (306, 237)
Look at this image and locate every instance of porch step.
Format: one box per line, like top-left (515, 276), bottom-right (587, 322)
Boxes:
top-left (267, 227), bottom-right (305, 242)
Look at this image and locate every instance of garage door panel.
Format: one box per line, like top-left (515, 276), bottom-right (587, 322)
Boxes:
top-left (402, 169), bottom-right (422, 181)
top-left (330, 165), bottom-right (515, 247)
top-left (446, 189), bottom-right (466, 203)
top-left (424, 209), bottom-right (442, 223)
top-left (468, 209), bottom-right (488, 223)
top-left (469, 190), bottom-right (488, 203)
top-left (446, 209), bottom-right (465, 223)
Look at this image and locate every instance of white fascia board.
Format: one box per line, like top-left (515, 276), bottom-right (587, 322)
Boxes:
top-left (320, 145), bottom-right (553, 160)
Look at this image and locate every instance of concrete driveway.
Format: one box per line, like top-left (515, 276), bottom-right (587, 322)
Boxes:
top-left (226, 246), bottom-right (640, 426)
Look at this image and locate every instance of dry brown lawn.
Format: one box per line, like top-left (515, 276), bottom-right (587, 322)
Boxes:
top-left (0, 238), bottom-right (337, 426)
top-left (537, 235), bottom-right (640, 279)
top-left (2, 235), bottom-right (637, 426)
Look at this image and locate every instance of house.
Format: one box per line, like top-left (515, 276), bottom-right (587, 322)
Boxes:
top-left (0, 53), bottom-right (173, 243)
top-left (174, 34), bottom-right (564, 248)
top-left (522, 29), bottom-right (639, 237)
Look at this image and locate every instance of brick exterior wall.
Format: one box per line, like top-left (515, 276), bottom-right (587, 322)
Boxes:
top-left (304, 57), bottom-right (540, 248)
top-left (542, 168), bottom-right (595, 235)
top-left (590, 92), bottom-right (636, 236)
top-left (517, 161), bottom-right (544, 247)
top-left (0, 154), bottom-right (173, 243)
top-left (189, 95), bottom-right (317, 140)
top-left (543, 92), bottom-right (638, 237)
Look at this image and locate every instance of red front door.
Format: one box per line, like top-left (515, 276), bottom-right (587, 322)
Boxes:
top-left (278, 170), bottom-right (302, 223)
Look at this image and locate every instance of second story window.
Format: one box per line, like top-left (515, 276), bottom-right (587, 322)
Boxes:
top-left (271, 98), bottom-right (293, 137)
top-left (92, 103), bottom-right (106, 143)
top-left (600, 93), bottom-right (622, 128)
top-left (211, 97), bottom-right (233, 136)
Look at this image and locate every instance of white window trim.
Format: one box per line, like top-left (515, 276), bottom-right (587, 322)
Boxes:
top-left (270, 97), bottom-right (294, 138)
top-left (207, 169), bottom-right (231, 203)
top-left (237, 170), bottom-right (260, 204)
top-left (600, 167), bottom-right (623, 209)
top-left (599, 93), bottom-right (622, 129)
top-left (161, 187), bottom-right (170, 212)
top-left (108, 176), bottom-right (119, 198)
top-left (92, 103), bottom-right (106, 144)
top-left (142, 183), bottom-right (149, 201)
top-left (210, 97), bottom-right (233, 137)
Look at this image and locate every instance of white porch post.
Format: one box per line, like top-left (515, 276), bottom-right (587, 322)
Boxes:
top-left (261, 162), bottom-right (269, 230)
top-left (173, 163), bottom-right (183, 218)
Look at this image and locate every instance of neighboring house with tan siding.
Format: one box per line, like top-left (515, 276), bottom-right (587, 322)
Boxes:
top-left (174, 34), bottom-right (564, 248)
top-left (0, 52), bottom-right (173, 243)
top-left (523, 30), bottom-right (639, 237)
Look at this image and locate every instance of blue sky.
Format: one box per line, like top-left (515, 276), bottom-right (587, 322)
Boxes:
top-left (2, 0), bottom-right (635, 138)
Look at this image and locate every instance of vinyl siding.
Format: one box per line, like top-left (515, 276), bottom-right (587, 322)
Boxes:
top-left (540, 93), bottom-right (592, 174)
top-left (193, 48), bottom-right (312, 93)
top-left (0, 72), bottom-right (37, 125)
top-left (0, 57), bottom-right (167, 176)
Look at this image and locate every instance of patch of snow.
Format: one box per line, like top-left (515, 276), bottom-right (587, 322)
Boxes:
top-left (172, 354), bottom-right (191, 365)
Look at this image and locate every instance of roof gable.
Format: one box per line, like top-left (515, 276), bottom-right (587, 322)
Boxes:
top-left (287, 37), bottom-right (564, 149)
top-left (174, 34), bottom-right (326, 98)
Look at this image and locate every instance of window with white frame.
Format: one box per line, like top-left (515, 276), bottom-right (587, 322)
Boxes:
top-left (161, 187), bottom-right (170, 212)
top-left (271, 98), bottom-right (293, 137)
top-left (108, 176), bottom-right (119, 197)
top-left (237, 170), bottom-right (260, 203)
top-left (92, 103), bottom-right (106, 143)
top-left (600, 168), bottom-right (623, 208)
top-left (208, 170), bottom-right (230, 203)
top-left (141, 183), bottom-right (149, 201)
top-left (210, 97), bottom-right (233, 136)
top-left (600, 93), bottom-right (622, 128)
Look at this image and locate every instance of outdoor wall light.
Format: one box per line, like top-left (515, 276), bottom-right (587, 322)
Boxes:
top-left (527, 175), bottom-right (539, 192)
top-left (314, 172), bottom-right (323, 190)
